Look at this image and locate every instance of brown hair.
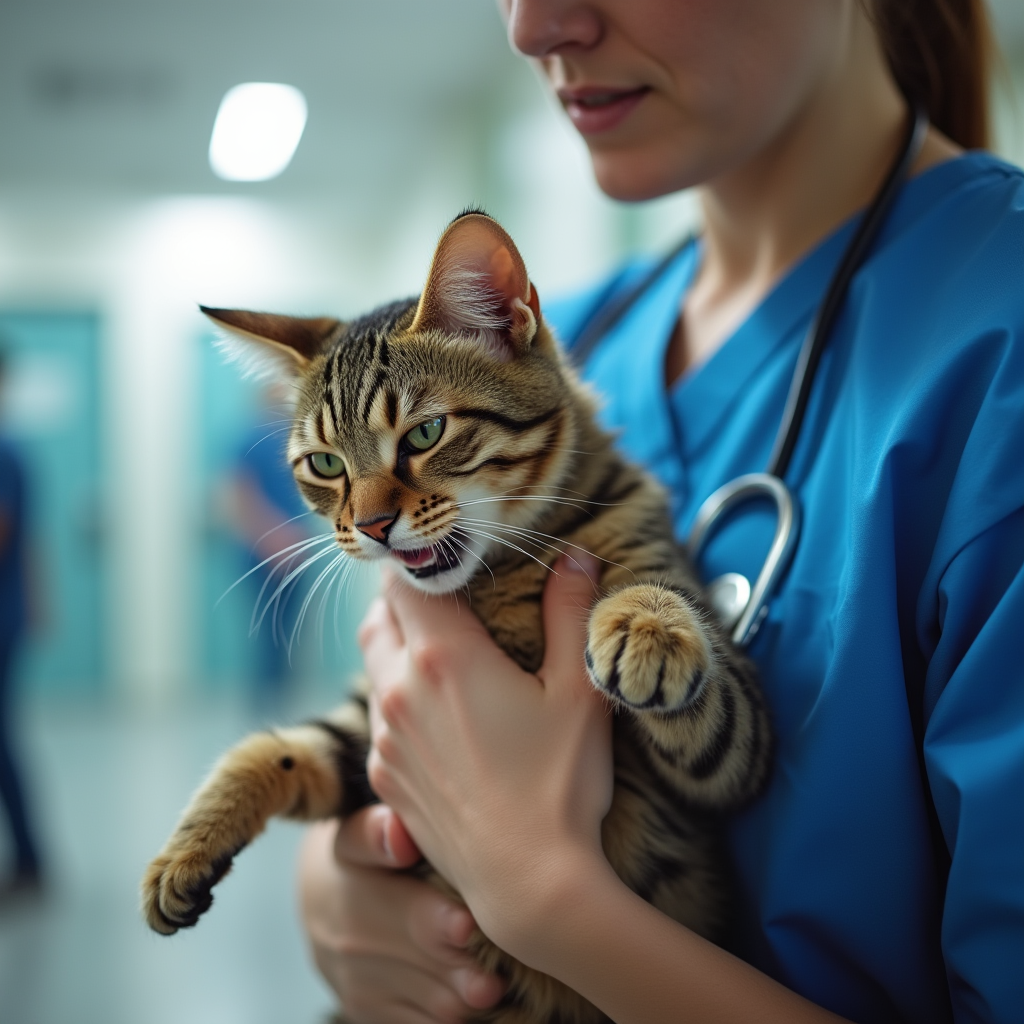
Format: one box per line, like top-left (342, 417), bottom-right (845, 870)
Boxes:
top-left (870, 0), bottom-right (995, 150)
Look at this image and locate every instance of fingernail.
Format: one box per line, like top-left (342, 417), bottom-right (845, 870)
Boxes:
top-left (561, 552), bottom-right (600, 578)
top-left (452, 967), bottom-right (504, 1008)
top-left (441, 904), bottom-right (473, 946)
top-left (374, 806), bottom-right (396, 865)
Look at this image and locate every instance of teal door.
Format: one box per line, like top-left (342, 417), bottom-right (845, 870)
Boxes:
top-left (0, 311), bottom-right (105, 695)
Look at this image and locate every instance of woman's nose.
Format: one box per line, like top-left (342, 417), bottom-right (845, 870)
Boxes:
top-left (504, 0), bottom-right (603, 59)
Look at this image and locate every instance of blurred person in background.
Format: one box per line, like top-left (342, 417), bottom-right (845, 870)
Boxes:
top-left (223, 383), bottom-right (313, 717)
top-left (0, 349), bottom-right (44, 902)
top-left (299, 1), bottom-right (1023, 1022)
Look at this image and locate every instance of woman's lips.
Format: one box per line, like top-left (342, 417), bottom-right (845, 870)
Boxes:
top-left (559, 86), bottom-right (650, 135)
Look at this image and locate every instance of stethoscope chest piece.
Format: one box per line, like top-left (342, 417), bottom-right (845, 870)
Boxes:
top-left (705, 572), bottom-right (751, 632)
top-left (687, 473), bottom-right (800, 647)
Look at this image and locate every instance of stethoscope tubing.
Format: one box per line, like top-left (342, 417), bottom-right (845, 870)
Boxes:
top-left (572, 105), bottom-right (929, 647)
top-left (687, 104), bottom-right (928, 646)
top-left (767, 106), bottom-right (930, 479)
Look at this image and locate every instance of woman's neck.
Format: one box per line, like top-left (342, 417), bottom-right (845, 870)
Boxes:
top-left (666, 9), bottom-right (960, 386)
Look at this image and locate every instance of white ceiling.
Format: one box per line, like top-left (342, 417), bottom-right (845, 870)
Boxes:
top-left (1, 0), bottom-right (1022, 200)
top-left (0, 0), bottom-right (524, 197)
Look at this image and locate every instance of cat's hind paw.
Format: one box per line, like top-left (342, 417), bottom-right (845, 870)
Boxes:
top-left (139, 723), bottom-right (353, 936)
top-left (141, 840), bottom-right (241, 935)
top-left (586, 584), bottom-right (710, 713)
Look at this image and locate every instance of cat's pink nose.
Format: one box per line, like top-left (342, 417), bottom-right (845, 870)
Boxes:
top-left (355, 514), bottom-right (397, 544)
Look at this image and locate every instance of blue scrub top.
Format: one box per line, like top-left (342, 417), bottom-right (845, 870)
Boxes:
top-left (546, 152), bottom-right (1024, 1024)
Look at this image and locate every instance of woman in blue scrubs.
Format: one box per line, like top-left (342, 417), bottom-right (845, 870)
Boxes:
top-left (299, 2), bottom-right (1022, 1022)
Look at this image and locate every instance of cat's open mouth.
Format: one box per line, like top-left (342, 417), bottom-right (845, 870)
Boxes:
top-left (391, 539), bottom-right (461, 579)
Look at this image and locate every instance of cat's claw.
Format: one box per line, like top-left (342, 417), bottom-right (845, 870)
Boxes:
top-left (586, 584), bottom-right (710, 712)
top-left (141, 843), bottom-right (241, 936)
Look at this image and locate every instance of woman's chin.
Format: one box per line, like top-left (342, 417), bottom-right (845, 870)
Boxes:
top-left (587, 147), bottom-right (698, 204)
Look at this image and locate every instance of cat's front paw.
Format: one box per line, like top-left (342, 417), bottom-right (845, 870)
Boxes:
top-left (141, 837), bottom-right (242, 935)
top-left (586, 584), bottom-right (710, 712)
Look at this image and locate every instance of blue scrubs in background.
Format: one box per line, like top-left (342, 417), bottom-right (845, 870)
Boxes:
top-left (547, 151), bottom-right (1024, 1024)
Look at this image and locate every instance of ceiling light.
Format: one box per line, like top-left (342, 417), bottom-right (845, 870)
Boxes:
top-left (209, 82), bottom-right (307, 182)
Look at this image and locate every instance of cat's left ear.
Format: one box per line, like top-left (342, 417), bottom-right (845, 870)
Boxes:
top-left (409, 212), bottom-right (542, 360)
top-left (201, 307), bottom-right (343, 381)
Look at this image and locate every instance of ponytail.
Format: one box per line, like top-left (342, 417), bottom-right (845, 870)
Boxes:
top-left (870, 0), bottom-right (994, 150)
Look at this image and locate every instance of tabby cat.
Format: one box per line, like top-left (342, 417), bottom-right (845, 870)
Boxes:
top-left (141, 211), bottom-right (770, 1024)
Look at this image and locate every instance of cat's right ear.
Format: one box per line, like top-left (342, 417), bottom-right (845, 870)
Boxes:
top-left (408, 212), bottom-right (541, 361)
top-left (201, 307), bottom-right (343, 381)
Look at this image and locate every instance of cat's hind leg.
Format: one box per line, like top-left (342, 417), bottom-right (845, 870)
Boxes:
top-left (141, 701), bottom-right (371, 935)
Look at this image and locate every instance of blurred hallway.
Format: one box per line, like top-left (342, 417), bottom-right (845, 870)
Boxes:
top-left (0, 693), bottom-right (337, 1024)
top-left (0, 1), bottom-right (1021, 1020)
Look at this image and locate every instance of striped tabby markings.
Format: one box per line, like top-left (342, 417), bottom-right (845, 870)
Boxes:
top-left (447, 409), bottom-right (565, 482)
top-left (141, 723), bottom-right (345, 936)
top-left (318, 404), bottom-right (333, 446)
top-left (586, 583), bottom-right (711, 711)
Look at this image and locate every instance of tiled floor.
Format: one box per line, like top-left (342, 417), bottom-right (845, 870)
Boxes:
top-left (0, 693), bottom-right (340, 1024)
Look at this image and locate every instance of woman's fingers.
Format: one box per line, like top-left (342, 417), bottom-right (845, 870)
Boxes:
top-left (538, 553), bottom-right (601, 693)
top-left (298, 822), bottom-right (505, 1022)
top-left (380, 567), bottom-right (492, 658)
top-left (451, 966), bottom-right (510, 1010)
top-left (337, 955), bottom-right (490, 1024)
top-left (333, 804), bottom-right (422, 870)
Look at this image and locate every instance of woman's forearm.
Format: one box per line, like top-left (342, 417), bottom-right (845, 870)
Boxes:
top-left (512, 852), bottom-right (852, 1024)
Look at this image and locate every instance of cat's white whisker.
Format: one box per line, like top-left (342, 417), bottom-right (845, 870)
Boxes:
top-left (314, 555), bottom-right (347, 653)
top-left (219, 531), bottom-right (335, 607)
top-left (330, 556), bottom-right (361, 648)
top-left (456, 525), bottom-right (560, 577)
top-left (244, 424), bottom-right (294, 456)
top-left (454, 494), bottom-right (625, 512)
top-left (443, 532), bottom-right (495, 589)
top-left (288, 551), bottom-right (348, 661)
top-left (457, 517), bottom-right (637, 580)
top-left (252, 510), bottom-right (316, 549)
top-left (454, 494), bottom-right (588, 511)
top-left (326, 554), bottom-right (361, 644)
top-left (252, 545), bottom-right (338, 638)
top-left (289, 551), bottom-right (347, 657)
top-left (247, 536), bottom-right (337, 636)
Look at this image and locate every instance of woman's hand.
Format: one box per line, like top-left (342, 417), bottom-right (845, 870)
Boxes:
top-left (360, 554), bottom-right (613, 960)
top-left (303, 561), bottom-right (852, 1024)
top-left (298, 811), bottom-right (507, 1024)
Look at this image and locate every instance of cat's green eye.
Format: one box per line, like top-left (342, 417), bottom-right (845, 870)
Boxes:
top-left (405, 416), bottom-right (445, 452)
top-left (309, 452), bottom-right (345, 479)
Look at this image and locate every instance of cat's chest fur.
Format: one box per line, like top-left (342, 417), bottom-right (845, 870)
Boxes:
top-left (465, 556), bottom-right (550, 673)
top-left (460, 445), bottom-right (673, 676)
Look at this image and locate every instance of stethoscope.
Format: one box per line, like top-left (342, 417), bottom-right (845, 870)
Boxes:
top-left (573, 106), bottom-right (929, 647)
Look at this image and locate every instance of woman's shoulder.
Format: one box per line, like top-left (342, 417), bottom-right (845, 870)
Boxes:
top-left (884, 150), bottom-right (1024, 276)
top-left (869, 152), bottom-right (1024, 354)
top-left (903, 149), bottom-right (1023, 216)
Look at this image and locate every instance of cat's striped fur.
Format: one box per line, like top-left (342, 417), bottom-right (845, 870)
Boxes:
top-left (141, 212), bottom-right (771, 1024)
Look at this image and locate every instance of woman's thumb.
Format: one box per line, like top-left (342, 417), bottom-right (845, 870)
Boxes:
top-left (539, 553), bottom-right (601, 690)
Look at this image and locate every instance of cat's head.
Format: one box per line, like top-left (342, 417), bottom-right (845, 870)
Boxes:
top-left (204, 211), bottom-right (584, 594)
